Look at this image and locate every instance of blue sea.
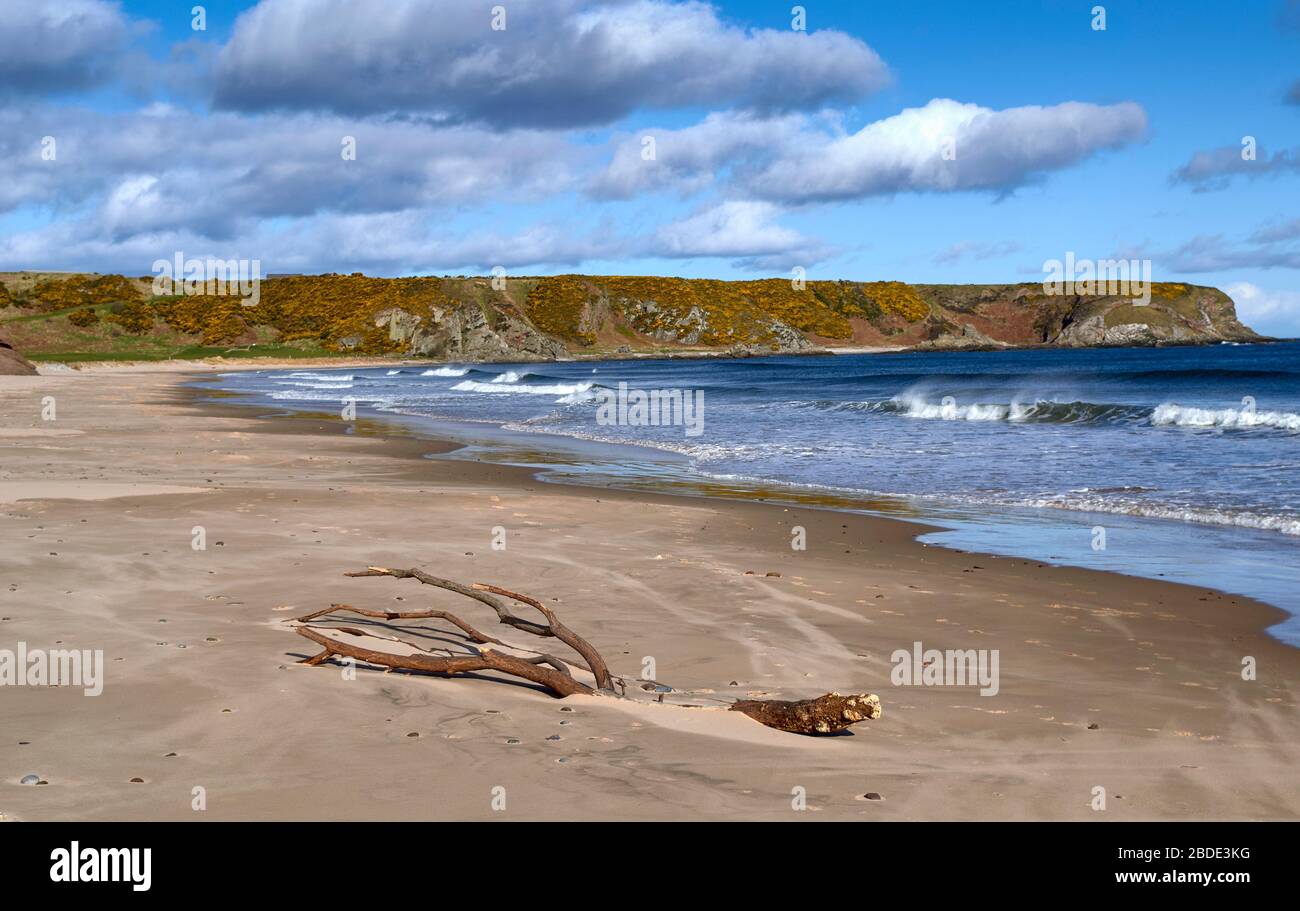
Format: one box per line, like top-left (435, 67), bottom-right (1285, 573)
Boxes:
top-left (212, 341), bottom-right (1300, 645)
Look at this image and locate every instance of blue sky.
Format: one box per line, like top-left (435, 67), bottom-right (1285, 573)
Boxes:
top-left (2, 0), bottom-right (1298, 334)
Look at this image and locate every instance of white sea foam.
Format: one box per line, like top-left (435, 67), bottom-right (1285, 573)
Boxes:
top-left (265, 389), bottom-right (354, 401)
top-left (1151, 403), bottom-right (1300, 431)
top-left (556, 387), bottom-right (601, 404)
top-left (421, 367), bottom-right (468, 377)
top-left (450, 379), bottom-right (594, 397)
top-left (1019, 494), bottom-right (1300, 537)
top-left (272, 380), bottom-right (353, 389)
top-left (386, 369), bottom-right (402, 376)
top-left (896, 395), bottom-right (1012, 421)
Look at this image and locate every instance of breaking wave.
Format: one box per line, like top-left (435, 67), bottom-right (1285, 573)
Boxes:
top-left (450, 379), bottom-right (597, 397)
top-left (812, 395), bottom-right (1300, 432)
top-left (1019, 493), bottom-right (1300, 537)
top-left (867, 395), bottom-right (1146, 425)
top-left (1151, 403), bottom-right (1300, 431)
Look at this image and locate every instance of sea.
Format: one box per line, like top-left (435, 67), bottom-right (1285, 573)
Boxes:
top-left (210, 340), bottom-right (1300, 646)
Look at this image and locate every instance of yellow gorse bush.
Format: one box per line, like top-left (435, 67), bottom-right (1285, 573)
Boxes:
top-left (523, 276), bottom-right (931, 346)
top-left (31, 274), bottom-right (143, 312)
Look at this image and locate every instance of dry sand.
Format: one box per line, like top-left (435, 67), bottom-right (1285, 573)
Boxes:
top-left (0, 366), bottom-right (1297, 820)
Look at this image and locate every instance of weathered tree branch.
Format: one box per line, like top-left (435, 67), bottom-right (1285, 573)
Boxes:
top-left (470, 582), bottom-right (613, 691)
top-left (291, 568), bottom-right (881, 736)
top-left (295, 626), bottom-right (593, 697)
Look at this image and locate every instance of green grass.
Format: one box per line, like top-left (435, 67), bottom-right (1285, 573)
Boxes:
top-left (0, 304), bottom-right (112, 323)
top-left (8, 301), bottom-right (342, 362)
top-left (28, 342), bottom-right (339, 363)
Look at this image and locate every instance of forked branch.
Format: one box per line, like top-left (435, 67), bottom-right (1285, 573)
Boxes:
top-left (291, 567), bottom-right (881, 736)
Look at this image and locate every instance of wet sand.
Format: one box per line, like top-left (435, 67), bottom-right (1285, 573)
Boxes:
top-left (1, 366), bottom-right (1297, 820)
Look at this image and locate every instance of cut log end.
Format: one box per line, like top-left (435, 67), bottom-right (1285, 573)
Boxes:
top-left (727, 692), bottom-right (882, 736)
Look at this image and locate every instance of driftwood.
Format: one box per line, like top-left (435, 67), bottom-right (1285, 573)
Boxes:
top-left (292, 566), bottom-right (881, 736)
top-left (729, 692), bottom-right (882, 735)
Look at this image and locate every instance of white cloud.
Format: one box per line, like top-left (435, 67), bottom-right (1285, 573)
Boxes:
top-left (595, 99), bottom-right (1147, 204)
top-left (213, 0), bottom-right (888, 128)
top-left (592, 112), bottom-right (805, 199)
top-left (0, 105), bottom-right (589, 238)
top-left (652, 201), bottom-right (827, 269)
top-left (0, 0), bottom-right (131, 97)
top-left (746, 99), bottom-right (1147, 202)
top-left (1171, 144), bottom-right (1300, 191)
top-left (1225, 282), bottom-right (1300, 338)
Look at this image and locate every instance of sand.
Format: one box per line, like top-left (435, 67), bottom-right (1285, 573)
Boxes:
top-left (0, 366), bottom-right (1297, 821)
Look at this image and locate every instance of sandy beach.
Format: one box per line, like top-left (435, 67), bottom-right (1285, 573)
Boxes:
top-left (1, 365), bottom-right (1297, 821)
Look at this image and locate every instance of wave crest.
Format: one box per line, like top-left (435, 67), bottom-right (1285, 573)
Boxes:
top-left (1151, 403), bottom-right (1300, 431)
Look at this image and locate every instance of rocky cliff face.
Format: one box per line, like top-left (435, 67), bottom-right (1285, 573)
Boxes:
top-left (497, 276), bottom-right (1260, 358)
top-left (238, 275), bottom-right (1267, 359)
top-left (371, 304), bottom-right (567, 361)
top-left (1, 271), bottom-right (1263, 364)
top-left (902, 282), bottom-right (1260, 352)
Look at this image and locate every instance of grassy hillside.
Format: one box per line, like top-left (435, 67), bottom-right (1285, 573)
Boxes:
top-left (0, 271), bottom-right (1260, 364)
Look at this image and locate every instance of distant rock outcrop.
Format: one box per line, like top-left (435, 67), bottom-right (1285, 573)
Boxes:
top-left (0, 327), bottom-right (37, 375)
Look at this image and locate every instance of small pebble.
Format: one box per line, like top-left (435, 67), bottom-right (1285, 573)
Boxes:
top-left (864, 792), bottom-right (883, 801)
top-left (19, 774), bottom-right (40, 786)
top-left (545, 734), bottom-right (562, 741)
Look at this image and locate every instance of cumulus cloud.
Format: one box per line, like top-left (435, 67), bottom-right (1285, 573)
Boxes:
top-left (1225, 282), bottom-right (1300, 338)
top-left (651, 200), bottom-right (828, 269)
top-left (1170, 143), bottom-right (1300, 190)
top-left (745, 99), bottom-right (1147, 203)
top-left (0, 207), bottom-right (627, 277)
top-left (212, 0), bottom-right (888, 128)
top-left (591, 112), bottom-right (805, 199)
top-left (596, 100), bottom-right (1147, 204)
top-left (0, 105), bottom-right (589, 241)
top-left (0, 0), bottom-right (132, 97)
top-left (0, 4), bottom-right (1167, 278)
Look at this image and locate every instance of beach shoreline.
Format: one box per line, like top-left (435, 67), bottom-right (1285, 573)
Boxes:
top-left (1, 366), bottom-right (1297, 821)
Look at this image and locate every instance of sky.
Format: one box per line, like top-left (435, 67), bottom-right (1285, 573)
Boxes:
top-left (1, 0), bottom-right (1298, 335)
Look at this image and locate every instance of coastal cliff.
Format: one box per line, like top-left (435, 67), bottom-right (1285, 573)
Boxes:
top-left (0, 271), bottom-right (1262, 363)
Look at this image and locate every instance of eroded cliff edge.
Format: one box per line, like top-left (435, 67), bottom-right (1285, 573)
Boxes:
top-left (1, 272), bottom-right (1263, 363)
